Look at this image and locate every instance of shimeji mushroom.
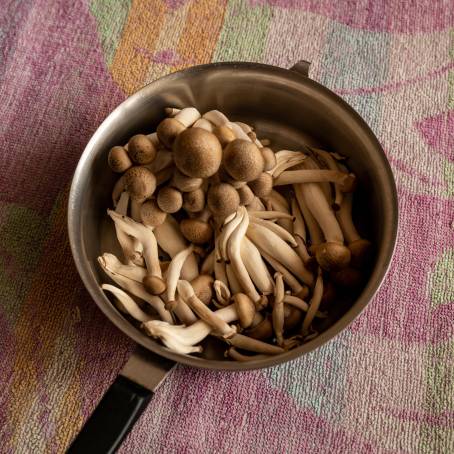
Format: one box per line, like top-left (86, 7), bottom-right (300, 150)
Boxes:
top-left (140, 199), bottom-right (167, 227)
top-left (143, 303), bottom-right (238, 354)
top-left (261, 147), bottom-right (277, 172)
top-left (102, 284), bottom-right (152, 322)
top-left (202, 109), bottom-right (230, 126)
top-left (272, 273), bottom-right (285, 346)
top-left (182, 188), bottom-right (205, 213)
top-left (248, 172), bottom-right (273, 198)
top-left (100, 253), bottom-right (146, 283)
top-left (124, 166), bottom-right (157, 203)
top-left (207, 183), bottom-right (240, 219)
top-left (213, 279), bottom-right (231, 307)
top-left (247, 220), bottom-right (314, 286)
top-left (98, 255), bottom-right (173, 323)
top-left (201, 249), bottom-right (215, 275)
top-left (190, 275), bottom-right (214, 305)
top-left (302, 268), bottom-right (323, 335)
top-left (157, 186), bottom-right (183, 214)
top-left (273, 169), bottom-right (356, 190)
top-left (213, 125), bottom-right (236, 147)
top-left (247, 211), bottom-right (295, 221)
top-left (225, 262), bottom-right (242, 295)
top-left (107, 210), bottom-right (166, 295)
top-left (227, 334), bottom-right (284, 355)
top-left (157, 107), bottom-right (201, 148)
top-left (153, 215), bottom-right (198, 281)
top-left (233, 293), bottom-right (256, 329)
top-left (108, 146), bottom-right (132, 173)
top-left (177, 280), bottom-right (236, 338)
top-left (266, 190), bottom-right (293, 232)
top-left (127, 134), bottom-right (157, 165)
top-left (192, 118), bottom-right (214, 132)
top-left (173, 128), bottom-right (222, 178)
top-left (166, 245), bottom-right (195, 306)
top-left (249, 216), bottom-right (298, 248)
top-left (237, 185), bottom-right (255, 206)
top-left (335, 193), bottom-right (372, 267)
top-left (291, 198), bottom-right (313, 266)
top-left (223, 140), bottom-right (265, 182)
top-left (180, 215), bottom-right (213, 245)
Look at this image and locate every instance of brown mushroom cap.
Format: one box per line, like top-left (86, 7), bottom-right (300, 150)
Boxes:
top-left (156, 118), bottom-right (186, 148)
top-left (190, 274), bottom-right (214, 305)
top-left (315, 241), bottom-right (351, 271)
top-left (348, 239), bottom-right (372, 268)
top-left (261, 147), bottom-right (277, 172)
top-left (140, 199), bottom-right (167, 227)
top-left (237, 185), bottom-right (255, 206)
top-left (173, 128), bottom-right (222, 178)
top-left (128, 134), bottom-right (157, 165)
top-left (157, 186), bottom-right (183, 213)
top-left (143, 274), bottom-right (166, 295)
top-left (245, 315), bottom-right (273, 340)
top-left (172, 169), bottom-right (203, 192)
top-left (108, 146), bottom-right (133, 173)
top-left (183, 188), bottom-right (205, 213)
top-left (283, 304), bottom-right (303, 330)
top-left (207, 183), bottom-right (240, 217)
top-left (180, 218), bottom-right (213, 244)
top-left (223, 139), bottom-right (265, 182)
top-left (213, 124), bottom-right (236, 147)
top-left (233, 293), bottom-right (256, 328)
top-left (248, 172), bottom-right (273, 198)
top-left (124, 167), bottom-right (157, 201)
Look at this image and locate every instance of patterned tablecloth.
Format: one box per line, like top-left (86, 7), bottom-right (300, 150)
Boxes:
top-left (1, 1), bottom-right (453, 452)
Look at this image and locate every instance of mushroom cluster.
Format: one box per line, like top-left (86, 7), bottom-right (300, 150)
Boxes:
top-left (99, 107), bottom-right (372, 361)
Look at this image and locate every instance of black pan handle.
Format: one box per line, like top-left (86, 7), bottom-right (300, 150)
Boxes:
top-left (67, 346), bottom-right (175, 454)
top-left (67, 375), bottom-right (152, 454)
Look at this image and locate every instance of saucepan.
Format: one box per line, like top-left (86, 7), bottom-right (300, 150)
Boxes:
top-left (67, 61), bottom-right (398, 453)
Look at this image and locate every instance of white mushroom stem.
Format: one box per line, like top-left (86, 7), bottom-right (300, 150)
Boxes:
top-left (102, 284), bottom-right (152, 322)
top-left (107, 210), bottom-right (162, 280)
top-left (312, 148), bottom-right (344, 208)
top-left (302, 269), bottom-right (323, 334)
top-left (193, 118), bottom-right (214, 132)
top-left (202, 110), bottom-right (230, 126)
top-left (130, 198), bottom-right (142, 222)
top-left (145, 149), bottom-right (173, 174)
top-left (272, 273), bottom-right (285, 346)
top-left (250, 217), bottom-right (298, 248)
top-left (297, 183), bottom-right (344, 244)
top-left (172, 298), bottom-right (198, 326)
top-left (248, 211), bottom-right (294, 221)
top-left (271, 156), bottom-right (307, 178)
top-left (225, 262), bottom-right (242, 294)
top-left (98, 257), bottom-right (173, 323)
top-left (165, 107), bottom-right (181, 117)
top-left (335, 193), bottom-right (361, 243)
top-left (201, 250), bottom-right (215, 274)
top-left (154, 216), bottom-right (198, 280)
top-left (294, 184), bottom-right (324, 248)
top-left (143, 304), bottom-right (238, 354)
top-left (247, 222), bottom-right (313, 286)
top-left (116, 191), bottom-right (129, 215)
top-left (214, 280), bottom-right (231, 306)
top-left (259, 251), bottom-right (308, 298)
top-left (100, 253), bottom-right (146, 283)
top-left (174, 107), bottom-right (201, 127)
top-left (267, 190), bottom-right (293, 232)
top-left (274, 169), bottom-right (355, 188)
top-left (235, 121), bottom-right (262, 146)
top-left (283, 295), bottom-right (327, 318)
top-left (247, 196), bottom-right (266, 211)
top-left (240, 237), bottom-right (273, 294)
top-left (227, 122), bottom-right (252, 141)
top-left (291, 198), bottom-right (312, 265)
top-left (214, 237), bottom-right (228, 286)
top-left (177, 280), bottom-right (236, 338)
top-left (220, 209), bottom-right (244, 262)
top-left (166, 245), bottom-right (194, 303)
top-left (227, 207), bottom-right (261, 302)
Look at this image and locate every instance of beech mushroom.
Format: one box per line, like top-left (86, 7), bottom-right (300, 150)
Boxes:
top-left (124, 167), bottom-right (157, 202)
top-left (291, 198), bottom-right (313, 266)
top-left (192, 118), bottom-right (214, 132)
top-left (302, 268), bottom-right (323, 334)
top-left (172, 169), bottom-right (203, 192)
top-left (173, 128), bottom-right (222, 178)
top-left (335, 193), bottom-right (372, 267)
top-left (233, 293), bottom-right (256, 328)
top-left (182, 188), bottom-right (205, 213)
top-left (223, 139), bottom-right (264, 182)
top-left (180, 218), bottom-right (213, 244)
top-left (190, 275), bottom-right (214, 305)
top-left (108, 146), bottom-right (132, 173)
top-left (272, 273), bottom-right (285, 346)
top-left (143, 304), bottom-right (238, 354)
top-left (157, 186), bottom-right (183, 214)
top-left (261, 147), bottom-right (277, 171)
top-left (249, 217), bottom-right (298, 248)
top-left (237, 185), bottom-right (255, 206)
top-left (165, 245), bottom-right (195, 307)
top-left (227, 334), bottom-right (284, 355)
top-left (207, 183), bottom-right (240, 218)
top-left (140, 199), bottom-right (167, 227)
top-left (127, 134), bottom-right (157, 165)
top-left (99, 253), bottom-right (147, 283)
top-left (157, 107), bottom-right (201, 148)
top-left (274, 169), bottom-right (356, 190)
top-left (248, 172), bottom-right (273, 198)
top-left (177, 280), bottom-right (236, 338)
top-left (245, 316), bottom-right (273, 340)
top-left (283, 305), bottom-right (303, 330)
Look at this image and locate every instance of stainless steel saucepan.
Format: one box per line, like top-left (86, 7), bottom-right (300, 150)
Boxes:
top-left (67, 61), bottom-right (398, 453)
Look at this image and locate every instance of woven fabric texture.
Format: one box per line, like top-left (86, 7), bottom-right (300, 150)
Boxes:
top-left (1, 1), bottom-right (453, 453)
